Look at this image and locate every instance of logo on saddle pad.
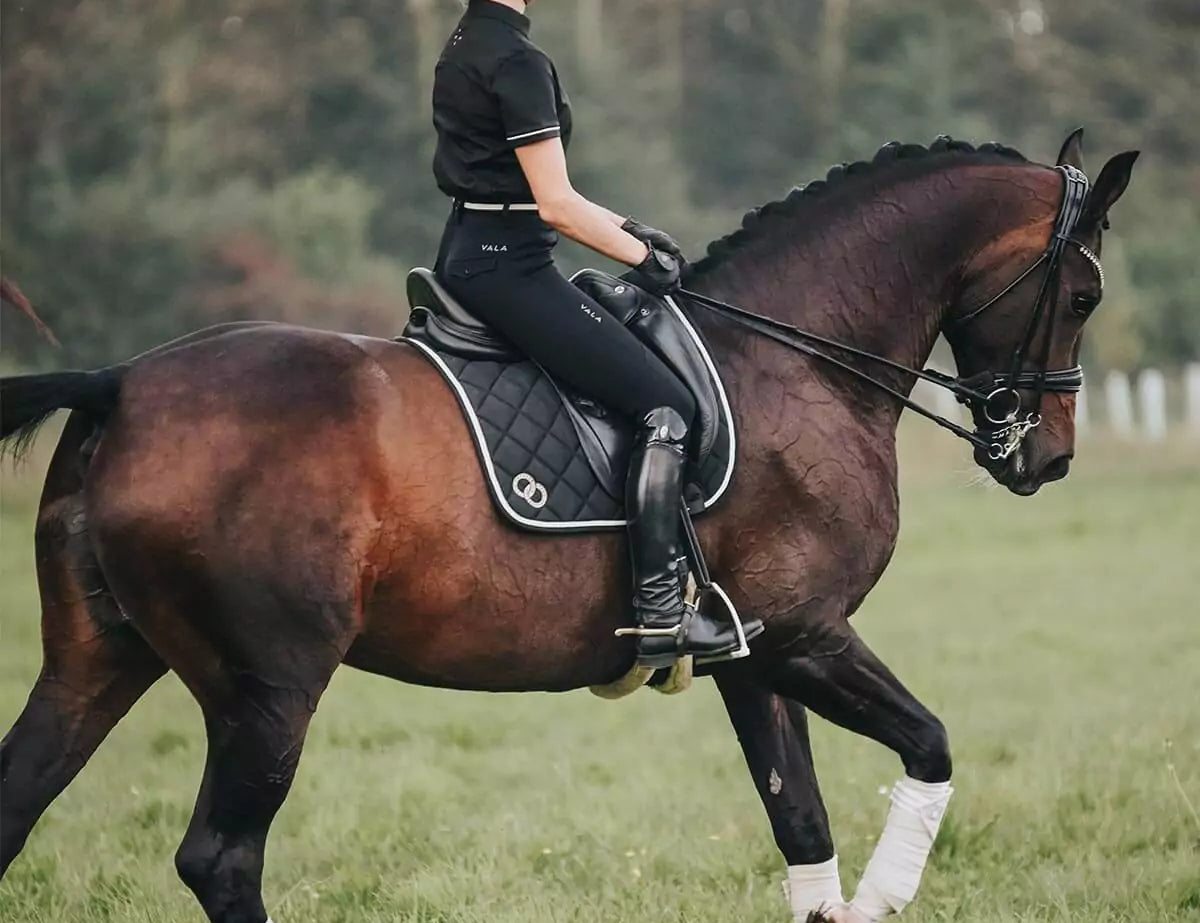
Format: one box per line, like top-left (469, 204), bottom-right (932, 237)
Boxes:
top-left (579, 304), bottom-right (602, 323)
top-left (481, 244), bottom-right (508, 252)
top-left (512, 472), bottom-right (548, 510)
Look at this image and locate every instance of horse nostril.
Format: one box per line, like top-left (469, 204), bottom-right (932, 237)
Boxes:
top-left (1039, 453), bottom-right (1072, 483)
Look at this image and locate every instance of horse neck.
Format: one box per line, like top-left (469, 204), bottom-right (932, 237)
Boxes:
top-left (691, 163), bottom-right (1048, 434)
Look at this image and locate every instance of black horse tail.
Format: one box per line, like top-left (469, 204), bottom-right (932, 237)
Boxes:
top-left (0, 367), bottom-right (126, 463)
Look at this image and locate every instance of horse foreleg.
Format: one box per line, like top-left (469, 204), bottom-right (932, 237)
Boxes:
top-left (1, 496), bottom-right (166, 875)
top-left (715, 669), bottom-right (846, 923)
top-left (766, 622), bottom-right (952, 921)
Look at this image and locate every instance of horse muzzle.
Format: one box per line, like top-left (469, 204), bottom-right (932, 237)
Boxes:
top-left (976, 440), bottom-right (1073, 495)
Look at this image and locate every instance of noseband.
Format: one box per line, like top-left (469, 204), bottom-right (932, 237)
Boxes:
top-left (678, 164), bottom-right (1102, 462)
top-left (949, 164), bottom-right (1097, 459)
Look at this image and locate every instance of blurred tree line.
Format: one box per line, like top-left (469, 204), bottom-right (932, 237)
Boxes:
top-left (2, 0), bottom-right (1197, 369)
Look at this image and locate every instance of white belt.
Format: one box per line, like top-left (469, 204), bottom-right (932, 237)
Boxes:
top-left (459, 201), bottom-right (539, 212)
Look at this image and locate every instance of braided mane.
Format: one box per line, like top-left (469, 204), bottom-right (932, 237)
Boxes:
top-left (685, 136), bottom-right (1028, 281)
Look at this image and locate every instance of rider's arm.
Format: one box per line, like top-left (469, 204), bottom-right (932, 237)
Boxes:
top-left (494, 49), bottom-right (648, 267)
top-left (515, 138), bottom-right (649, 266)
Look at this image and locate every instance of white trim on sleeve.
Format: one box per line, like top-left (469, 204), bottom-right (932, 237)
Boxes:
top-left (506, 125), bottom-right (561, 142)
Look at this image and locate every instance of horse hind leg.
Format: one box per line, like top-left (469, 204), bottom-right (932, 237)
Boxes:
top-left (1, 491), bottom-right (166, 875)
top-left (174, 674), bottom-right (327, 923)
top-left (95, 556), bottom-right (348, 923)
top-left (122, 584), bottom-right (352, 923)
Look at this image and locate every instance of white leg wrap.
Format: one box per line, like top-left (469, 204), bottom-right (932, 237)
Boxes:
top-left (850, 777), bottom-right (953, 920)
top-left (783, 855), bottom-right (844, 921)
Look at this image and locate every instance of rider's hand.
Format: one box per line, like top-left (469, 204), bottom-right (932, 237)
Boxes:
top-left (621, 217), bottom-right (685, 262)
top-left (631, 246), bottom-right (681, 296)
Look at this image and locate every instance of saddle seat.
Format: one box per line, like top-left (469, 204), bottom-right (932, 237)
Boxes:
top-left (401, 267), bottom-right (735, 532)
top-left (404, 268), bottom-right (521, 362)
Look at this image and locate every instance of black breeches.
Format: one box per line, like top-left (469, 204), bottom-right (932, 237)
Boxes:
top-left (434, 209), bottom-right (696, 427)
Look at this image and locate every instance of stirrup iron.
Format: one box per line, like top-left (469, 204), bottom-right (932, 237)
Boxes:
top-left (693, 582), bottom-right (754, 665)
top-left (614, 574), bottom-right (756, 666)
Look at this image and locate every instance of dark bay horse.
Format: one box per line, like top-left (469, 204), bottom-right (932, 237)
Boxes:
top-left (0, 135), bottom-right (1136, 923)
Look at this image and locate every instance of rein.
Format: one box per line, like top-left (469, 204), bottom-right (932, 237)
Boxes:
top-left (678, 165), bottom-right (1098, 461)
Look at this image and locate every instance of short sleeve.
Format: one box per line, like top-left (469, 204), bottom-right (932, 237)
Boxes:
top-left (493, 50), bottom-right (562, 148)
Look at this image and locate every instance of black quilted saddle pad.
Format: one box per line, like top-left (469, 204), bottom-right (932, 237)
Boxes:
top-left (402, 326), bottom-right (735, 532)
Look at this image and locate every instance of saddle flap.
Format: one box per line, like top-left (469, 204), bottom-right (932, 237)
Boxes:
top-left (398, 266), bottom-right (736, 532)
top-left (573, 270), bottom-right (722, 461)
top-left (555, 391), bottom-right (631, 500)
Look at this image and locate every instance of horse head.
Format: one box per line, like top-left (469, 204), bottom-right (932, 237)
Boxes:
top-left (943, 129), bottom-right (1138, 494)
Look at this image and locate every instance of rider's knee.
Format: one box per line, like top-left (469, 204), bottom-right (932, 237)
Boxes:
top-left (641, 405), bottom-right (690, 444)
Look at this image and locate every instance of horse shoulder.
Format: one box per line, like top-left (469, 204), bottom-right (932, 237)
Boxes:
top-left (713, 397), bottom-right (901, 625)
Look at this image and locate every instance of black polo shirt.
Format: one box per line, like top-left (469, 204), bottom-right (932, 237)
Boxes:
top-left (432, 0), bottom-right (573, 203)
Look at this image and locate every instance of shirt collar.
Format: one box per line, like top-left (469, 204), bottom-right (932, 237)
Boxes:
top-left (466, 0), bottom-right (530, 36)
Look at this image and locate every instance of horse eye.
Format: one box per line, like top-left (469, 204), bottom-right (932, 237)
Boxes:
top-left (1071, 293), bottom-right (1100, 316)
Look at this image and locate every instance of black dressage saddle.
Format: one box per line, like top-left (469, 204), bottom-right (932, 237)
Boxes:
top-left (400, 268), bottom-right (736, 533)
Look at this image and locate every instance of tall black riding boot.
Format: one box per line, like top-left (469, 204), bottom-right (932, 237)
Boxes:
top-left (624, 406), bottom-right (743, 669)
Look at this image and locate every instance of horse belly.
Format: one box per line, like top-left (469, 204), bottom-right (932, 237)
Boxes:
top-left (347, 512), bottom-right (636, 691)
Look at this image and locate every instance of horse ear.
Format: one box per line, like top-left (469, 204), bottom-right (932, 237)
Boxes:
top-left (1084, 150), bottom-right (1140, 226)
top-left (1056, 127), bottom-right (1085, 168)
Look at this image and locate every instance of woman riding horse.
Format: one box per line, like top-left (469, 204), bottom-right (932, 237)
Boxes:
top-left (0, 98), bottom-right (1137, 923)
top-left (430, 0), bottom-right (750, 667)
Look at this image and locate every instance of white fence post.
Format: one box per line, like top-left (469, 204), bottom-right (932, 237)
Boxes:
top-left (1075, 382), bottom-right (1089, 436)
top-left (1186, 363), bottom-right (1200, 438)
top-left (1137, 370), bottom-right (1168, 441)
top-left (934, 385), bottom-right (961, 426)
top-left (1105, 371), bottom-right (1134, 437)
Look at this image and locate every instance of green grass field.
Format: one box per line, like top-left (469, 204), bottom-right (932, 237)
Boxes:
top-left (1, 429), bottom-right (1198, 923)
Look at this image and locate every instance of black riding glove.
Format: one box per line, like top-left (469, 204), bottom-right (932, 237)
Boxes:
top-left (632, 246), bottom-right (681, 296)
top-left (621, 217), bottom-right (685, 261)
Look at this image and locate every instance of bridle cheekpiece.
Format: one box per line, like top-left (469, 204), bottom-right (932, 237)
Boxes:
top-left (948, 164), bottom-right (1097, 459)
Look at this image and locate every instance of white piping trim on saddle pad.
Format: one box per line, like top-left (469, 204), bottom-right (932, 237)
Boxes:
top-left (663, 293), bottom-right (737, 511)
top-left (403, 337), bottom-right (628, 530)
top-left (565, 271), bottom-right (738, 513)
top-left (403, 280), bottom-right (736, 530)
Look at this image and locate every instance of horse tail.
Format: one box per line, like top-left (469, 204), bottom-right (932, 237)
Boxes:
top-left (1, 276), bottom-right (61, 348)
top-left (0, 366), bottom-right (126, 463)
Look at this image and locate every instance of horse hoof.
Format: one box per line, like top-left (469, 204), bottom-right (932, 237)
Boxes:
top-left (806, 904), bottom-right (868, 923)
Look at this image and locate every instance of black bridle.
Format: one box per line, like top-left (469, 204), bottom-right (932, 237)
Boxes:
top-left (677, 165), bottom-right (1101, 462)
